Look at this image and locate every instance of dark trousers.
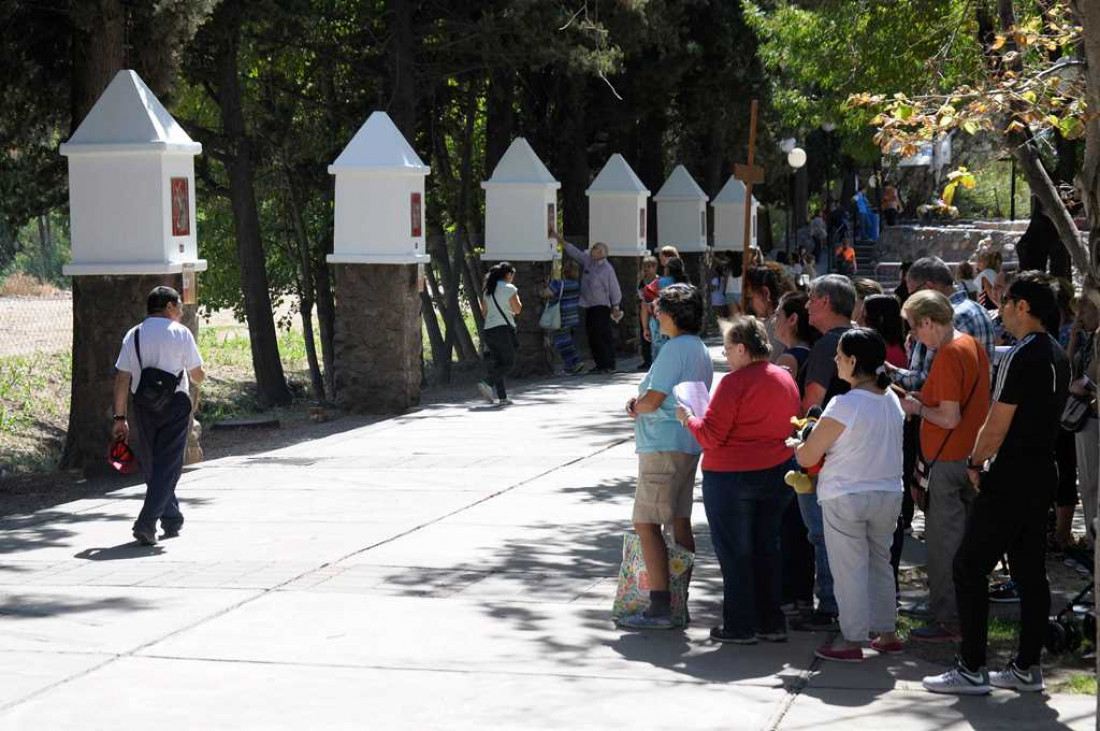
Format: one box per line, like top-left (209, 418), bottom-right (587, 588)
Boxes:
top-left (703, 465), bottom-right (792, 636)
top-left (781, 492), bottom-right (815, 605)
top-left (133, 392), bottom-right (192, 534)
top-left (584, 305), bottom-right (615, 370)
top-left (483, 325), bottom-right (517, 399)
top-left (954, 462), bottom-right (1053, 669)
top-left (640, 328), bottom-right (653, 366)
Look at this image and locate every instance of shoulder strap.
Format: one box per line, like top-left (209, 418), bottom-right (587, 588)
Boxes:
top-left (490, 288), bottom-right (511, 325)
top-left (927, 338), bottom-right (983, 466)
top-left (134, 325), bottom-right (143, 369)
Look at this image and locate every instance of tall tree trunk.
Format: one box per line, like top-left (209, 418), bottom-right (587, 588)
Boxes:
top-left (1067, 0), bottom-right (1100, 704)
top-left (211, 0), bottom-right (290, 407)
top-left (556, 71), bottom-right (589, 234)
top-left (386, 0), bottom-right (417, 138)
top-left (69, 0), bottom-right (125, 131)
top-left (484, 69), bottom-right (516, 175)
top-left (283, 170), bottom-right (326, 404)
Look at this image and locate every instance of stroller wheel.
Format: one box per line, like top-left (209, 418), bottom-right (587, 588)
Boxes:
top-left (1065, 617), bottom-right (1083, 653)
top-left (1046, 618), bottom-right (1067, 654)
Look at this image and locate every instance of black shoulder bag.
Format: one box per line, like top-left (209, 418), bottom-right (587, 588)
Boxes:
top-left (491, 289), bottom-right (520, 348)
top-left (133, 326), bottom-right (183, 413)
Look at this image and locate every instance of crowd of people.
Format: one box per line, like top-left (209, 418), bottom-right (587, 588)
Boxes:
top-left (610, 257), bottom-right (1082, 698)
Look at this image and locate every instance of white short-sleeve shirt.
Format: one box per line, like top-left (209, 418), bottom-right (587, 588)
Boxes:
top-left (816, 388), bottom-right (905, 501)
top-left (115, 317), bottom-right (204, 395)
top-left (482, 283), bottom-right (518, 330)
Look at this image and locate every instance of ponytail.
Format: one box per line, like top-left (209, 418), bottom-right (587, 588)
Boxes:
top-left (484, 262), bottom-right (516, 295)
top-left (838, 328), bottom-right (889, 387)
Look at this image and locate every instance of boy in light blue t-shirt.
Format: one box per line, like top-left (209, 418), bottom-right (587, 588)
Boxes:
top-left (621, 283), bottom-right (713, 630)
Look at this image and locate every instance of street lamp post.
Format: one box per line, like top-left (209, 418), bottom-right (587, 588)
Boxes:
top-left (787, 146), bottom-right (807, 253)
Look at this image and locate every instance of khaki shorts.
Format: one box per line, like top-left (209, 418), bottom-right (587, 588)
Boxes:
top-left (633, 451), bottom-right (700, 525)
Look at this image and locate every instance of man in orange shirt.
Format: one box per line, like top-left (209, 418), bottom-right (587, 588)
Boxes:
top-left (900, 291), bottom-right (990, 643)
top-left (835, 239), bottom-right (857, 276)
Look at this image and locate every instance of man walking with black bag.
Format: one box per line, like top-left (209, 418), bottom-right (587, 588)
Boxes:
top-left (112, 286), bottom-right (205, 546)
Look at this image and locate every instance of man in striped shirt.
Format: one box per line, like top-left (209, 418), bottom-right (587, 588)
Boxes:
top-left (923, 272), bottom-right (1069, 696)
top-left (888, 257), bottom-right (996, 391)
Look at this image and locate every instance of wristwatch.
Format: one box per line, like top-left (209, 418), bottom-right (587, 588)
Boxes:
top-left (965, 456), bottom-right (987, 473)
top-left (112, 414), bottom-right (127, 421)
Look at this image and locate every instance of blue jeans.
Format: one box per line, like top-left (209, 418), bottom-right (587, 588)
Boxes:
top-left (798, 492), bottom-right (838, 615)
top-left (703, 464), bottom-right (792, 636)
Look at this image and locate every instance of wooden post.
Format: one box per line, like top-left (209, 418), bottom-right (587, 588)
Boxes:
top-left (734, 100), bottom-right (765, 310)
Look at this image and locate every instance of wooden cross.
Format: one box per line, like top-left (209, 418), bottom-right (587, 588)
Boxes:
top-left (733, 100), bottom-right (765, 309)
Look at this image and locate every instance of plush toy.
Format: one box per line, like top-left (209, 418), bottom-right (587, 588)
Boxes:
top-left (784, 406), bottom-right (824, 494)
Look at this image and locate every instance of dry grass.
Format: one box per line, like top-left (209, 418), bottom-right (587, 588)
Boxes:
top-left (0, 273), bottom-right (63, 298)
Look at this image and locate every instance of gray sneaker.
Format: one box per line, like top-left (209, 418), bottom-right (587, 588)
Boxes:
top-left (476, 381), bottom-right (495, 404)
top-left (922, 662), bottom-right (991, 695)
top-left (989, 662), bottom-right (1045, 692)
top-left (617, 613), bottom-right (674, 631)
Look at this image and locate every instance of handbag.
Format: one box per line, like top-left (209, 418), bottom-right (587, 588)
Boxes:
top-left (611, 532), bottom-right (693, 627)
top-left (132, 326), bottom-right (183, 414)
top-left (539, 281), bottom-right (564, 331)
top-left (1061, 338), bottom-right (1095, 432)
top-left (1061, 394), bottom-right (1094, 432)
top-left (912, 340), bottom-right (981, 508)
top-left (490, 289), bottom-right (519, 347)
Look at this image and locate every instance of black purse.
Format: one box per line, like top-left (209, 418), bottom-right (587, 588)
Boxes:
top-left (132, 326), bottom-right (183, 413)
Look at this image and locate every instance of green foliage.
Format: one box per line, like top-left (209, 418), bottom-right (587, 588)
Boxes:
top-left (744, 0), bottom-right (983, 162)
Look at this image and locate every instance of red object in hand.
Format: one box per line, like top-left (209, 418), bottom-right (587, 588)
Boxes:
top-left (108, 439), bottom-right (139, 475)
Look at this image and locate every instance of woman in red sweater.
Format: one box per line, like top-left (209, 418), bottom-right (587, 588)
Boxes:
top-left (676, 317), bottom-right (801, 644)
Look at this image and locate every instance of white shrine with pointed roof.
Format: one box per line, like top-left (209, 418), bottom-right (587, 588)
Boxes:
top-left (61, 70), bottom-right (205, 275)
top-left (712, 175), bottom-right (759, 252)
top-left (587, 154), bottom-right (649, 256)
top-left (481, 138), bottom-right (560, 261)
top-left (654, 165), bottom-right (708, 253)
top-left (327, 111), bottom-right (430, 265)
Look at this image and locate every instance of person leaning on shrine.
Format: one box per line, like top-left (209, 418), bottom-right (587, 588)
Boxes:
top-left (558, 233), bottom-right (622, 374)
top-left (112, 286), bottom-right (205, 546)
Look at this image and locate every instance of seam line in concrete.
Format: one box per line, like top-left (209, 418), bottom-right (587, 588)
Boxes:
top-left (0, 436), bottom-right (630, 716)
top-left (763, 653), bottom-right (822, 730)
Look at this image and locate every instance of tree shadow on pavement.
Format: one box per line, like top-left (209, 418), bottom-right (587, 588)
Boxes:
top-left (0, 591), bottom-right (152, 619)
top-left (791, 685), bottom-right (1085, 730)
top-left (0, 510), bottom-right (134, 557)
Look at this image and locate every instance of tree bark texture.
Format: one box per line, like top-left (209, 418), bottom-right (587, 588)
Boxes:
top-left (69, 0), bottom-right (125, 130)
top-left (61, 274), bottom-right (201, 474)
top-left (386, 0), bottom-right (417, 139)
top-left (612, 256), bottom-right (641, 357)
top-left (506, 260), bottom-right (554, 378)
top-left (212, 0), bottom-right (291, 407)
top-left (679, 251), bottom-right (711, 336)
top-left (333, 264), bottom-right (422, 413)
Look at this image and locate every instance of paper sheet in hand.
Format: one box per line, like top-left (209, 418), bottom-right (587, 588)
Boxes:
top-left (673, 381), bottom-right (711, 417)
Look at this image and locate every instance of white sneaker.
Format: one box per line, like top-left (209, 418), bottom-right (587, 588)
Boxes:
top-left (477, 381), bottom-right (495, 403)
top-left (498, 397), bottom-right (513, 406)
top-left (922, 662), bottom-right (991, 695)
top-left (989, 662), bottom-right (1045, 692)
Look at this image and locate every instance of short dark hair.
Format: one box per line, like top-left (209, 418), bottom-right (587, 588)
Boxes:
top-left (656, 283), bottom-right (703, 334)
top-left (723, 316), bottom-right (772, 359)
top-left (1005, 270), bottom-right (1059, 332)
top-left (147, 286), bottom-right (181, 314)
top-left (863, 294), bottom-right (906, 347)
top-left (908, 257), bottom-right (954, 288)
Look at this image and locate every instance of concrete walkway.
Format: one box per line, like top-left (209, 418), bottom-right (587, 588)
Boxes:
top-left (0, 350), bottom-right (1095, 730)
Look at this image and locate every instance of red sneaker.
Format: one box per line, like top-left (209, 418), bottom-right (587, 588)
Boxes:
top-left (870, 637), bottom-right (905, 655)
top-left (814, 644), bottom-right (863, 663)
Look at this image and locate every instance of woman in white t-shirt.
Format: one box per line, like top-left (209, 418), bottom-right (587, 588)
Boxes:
top-left (478, 262), bottom-right (522, 405)
top-left (794, 328), bottom-right (905, 663)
